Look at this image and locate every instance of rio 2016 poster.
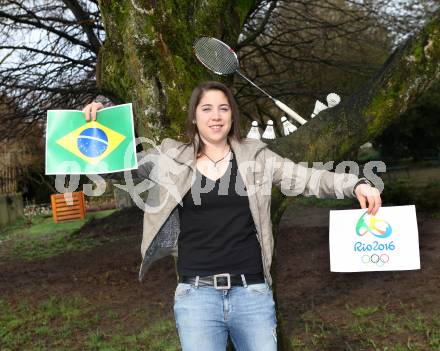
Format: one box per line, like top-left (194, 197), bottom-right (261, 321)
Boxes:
top-left (329, 205), bottom-right (420, 272)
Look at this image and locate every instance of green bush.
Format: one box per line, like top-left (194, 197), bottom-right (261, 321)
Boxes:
top-left (382, 179), bottom-right (415, 205)
top-left (416, 181), bottom-right (440, 212)
top-left (382, 179), bottom-right (440, 213)
top-left (357, 147), bottom-right (381, 163)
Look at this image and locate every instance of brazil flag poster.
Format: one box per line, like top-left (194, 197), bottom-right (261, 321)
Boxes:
top-left (45, 104), bottom-right (137, 174)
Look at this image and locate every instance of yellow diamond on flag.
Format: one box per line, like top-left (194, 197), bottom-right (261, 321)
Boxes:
top-left (56, 121), bottom-right (126, 164)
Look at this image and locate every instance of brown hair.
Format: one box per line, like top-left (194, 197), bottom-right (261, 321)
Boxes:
top-left (185, 81), bottom-right (242, 157)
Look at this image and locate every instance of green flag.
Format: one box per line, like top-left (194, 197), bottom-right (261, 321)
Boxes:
top-left (46, 103), bottom-right (137, 174)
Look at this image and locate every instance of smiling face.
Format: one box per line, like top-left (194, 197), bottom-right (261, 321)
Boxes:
top-left (194, 89), bottom-right (233, 146)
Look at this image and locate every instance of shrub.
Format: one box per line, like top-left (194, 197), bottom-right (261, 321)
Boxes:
top-left (382, 179), bottom-right (440, 213)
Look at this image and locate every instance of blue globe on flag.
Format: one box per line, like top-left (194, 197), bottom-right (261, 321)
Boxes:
top-left (77, 128), bottom-right (109, 157)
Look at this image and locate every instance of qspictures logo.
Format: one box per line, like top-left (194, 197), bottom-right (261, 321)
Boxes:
top-left (354, 212), bottom-right (394, 267)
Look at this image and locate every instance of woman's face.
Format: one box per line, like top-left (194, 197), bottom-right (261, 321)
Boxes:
top-left (195, 89), bottom-right (232, 146)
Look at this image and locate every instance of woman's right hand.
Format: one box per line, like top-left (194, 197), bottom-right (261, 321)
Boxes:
top-left (82, 101), bottom-right (104, 122)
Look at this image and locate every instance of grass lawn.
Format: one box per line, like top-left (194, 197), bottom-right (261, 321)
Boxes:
top-left (282, 184), bottom-right (440, 350)
top-left (0, 208), bottom-right (180, 350)
top-left (289, 302), bottom-right (440, 350)
top-left (0, 295), bottom-right (180, 351)
top-left (0, 197), bottom-right (440, 351)
top-left (0, 210), bottom-right (116, 260)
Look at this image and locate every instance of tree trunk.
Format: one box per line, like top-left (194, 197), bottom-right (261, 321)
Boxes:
top-left (96, 1), bottom-right (440, 349)
top-left (97, 0), bottom-right (257, 144)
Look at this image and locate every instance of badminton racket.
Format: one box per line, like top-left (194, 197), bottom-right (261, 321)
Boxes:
top-left (193, 37), bottom-right (307, 125)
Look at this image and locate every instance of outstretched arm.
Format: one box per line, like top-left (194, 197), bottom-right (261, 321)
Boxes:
top-left (264, 148), bottom-right (382, 215)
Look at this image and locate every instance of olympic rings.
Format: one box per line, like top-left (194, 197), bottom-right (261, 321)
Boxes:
top-left (380, 254), bottom-right (389, 263)
top-left (361, 254), bottom-right (389, 266)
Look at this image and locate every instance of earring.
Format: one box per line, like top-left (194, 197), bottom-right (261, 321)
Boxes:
top-left (192, 120), bottom-right (196, 124)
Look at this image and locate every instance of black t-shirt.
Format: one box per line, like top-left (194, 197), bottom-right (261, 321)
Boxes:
top-left (177, 150), bottom-right (264, 276)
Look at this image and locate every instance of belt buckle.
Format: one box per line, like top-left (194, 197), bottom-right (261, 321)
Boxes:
top-left (213, 273), bottom-right (231, 290)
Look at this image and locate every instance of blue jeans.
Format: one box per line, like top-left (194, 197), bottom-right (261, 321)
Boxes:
top-left (173, 277), bottom-right (277, 351)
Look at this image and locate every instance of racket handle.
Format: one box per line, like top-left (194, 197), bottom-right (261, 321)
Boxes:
top-left (274, 100), bottom-right (307, 125)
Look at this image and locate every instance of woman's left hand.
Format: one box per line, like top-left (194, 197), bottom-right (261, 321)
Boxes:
top-left (354, 184), bottom-right (382, 215)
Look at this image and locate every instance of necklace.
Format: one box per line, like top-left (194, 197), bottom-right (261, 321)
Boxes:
top-left (201, 146), bottom-right (231, 170)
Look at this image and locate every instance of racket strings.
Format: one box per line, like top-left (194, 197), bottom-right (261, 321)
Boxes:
top-left (193, 37), bottom-right (239, 75)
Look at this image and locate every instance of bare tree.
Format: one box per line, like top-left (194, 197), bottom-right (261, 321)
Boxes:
top-left (234, 0), bottom-right (438, 131)
top-left (1, 0), bottom-right (436, 141)
top-left (0, 0), bottom-right (105, 140)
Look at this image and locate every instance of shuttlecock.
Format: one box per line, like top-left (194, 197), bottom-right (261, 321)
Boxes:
top-left (246, 121), bottom-right (261, 140)
top-left (311, 100), bottom-right (328, 118)
top-left (281, 116), bottom-right (297, 136)
top-left (262, 120), bottom-right (276, 139)
top-left (326, 93), bottom-right (341, 107)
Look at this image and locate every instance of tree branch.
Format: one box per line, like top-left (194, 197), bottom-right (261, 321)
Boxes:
top-left (266, 11), bottom-right (440, 163)
top-left (0, 45), bottom-right (95, 67)
top-left (61, 0), bottom-right (102, 53)
top-left (236, 0), bottom-right (277, 50)
top-left (0, 9), bottom-right (95, 51)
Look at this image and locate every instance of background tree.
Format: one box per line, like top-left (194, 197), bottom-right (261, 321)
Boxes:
top-left (0, 0), bottom-right (105, 140)
top-left (374, 84), bottom-right (440, 162)
top-left (1, 0), bottom-right (437, 140)
top-left (0, 94), bottom-right (49, 198)
top-left (236, 0), bottom-right (392, 127)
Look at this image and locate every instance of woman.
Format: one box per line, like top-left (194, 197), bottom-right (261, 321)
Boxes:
top-left (83, 81), bottom-right (381, 351)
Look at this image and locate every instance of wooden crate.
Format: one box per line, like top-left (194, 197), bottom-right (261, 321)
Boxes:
top-left (50, 191), bottom-right (86, 223)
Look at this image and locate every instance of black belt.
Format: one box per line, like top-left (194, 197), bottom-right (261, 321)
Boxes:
top-left (179, 272), bottom-right (265, 289)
